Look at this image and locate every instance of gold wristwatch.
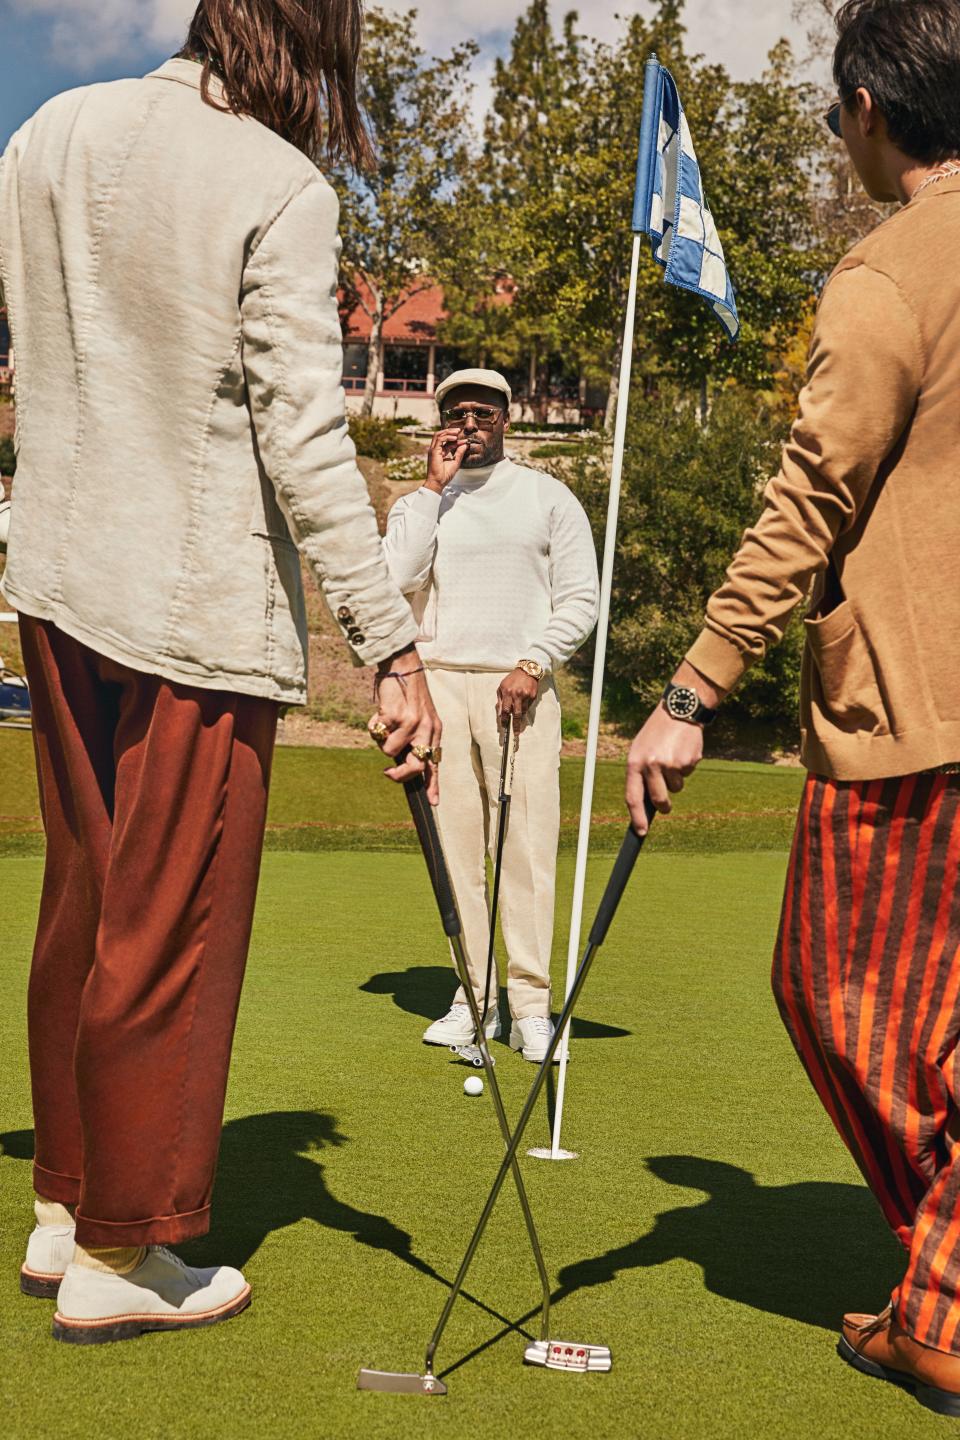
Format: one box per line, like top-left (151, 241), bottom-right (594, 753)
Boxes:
top-left (516, 659), bottom-right (546, 681)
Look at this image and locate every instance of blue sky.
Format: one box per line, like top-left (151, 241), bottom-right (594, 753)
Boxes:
top-left (0, 1), bottom-right (818, 150)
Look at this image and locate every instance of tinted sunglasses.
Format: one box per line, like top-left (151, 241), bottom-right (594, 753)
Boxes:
top-left (825, 95), bottom-right (855, 138)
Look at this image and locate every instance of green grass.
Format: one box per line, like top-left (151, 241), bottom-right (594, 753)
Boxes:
top-left (0, 729), bottom-right (805, 858)
top-left (1, 740), bottom-right (950, 1438)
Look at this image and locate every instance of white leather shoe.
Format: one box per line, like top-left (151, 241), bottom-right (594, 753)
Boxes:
top-left (510, 1016), bottom-right (557, 1063)
top-left (52, 1246), bottom-right (251, 1344)
top-left (21, 1224), bottom-right (76, 1298)
top-left (422, 1003), bottom-right (500, 1047)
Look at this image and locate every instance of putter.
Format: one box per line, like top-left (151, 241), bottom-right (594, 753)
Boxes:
top-left (434, 814), bottom-right (653, 1381)
top-left (451, 714), bottom-right (514, 1069)
top-left (360, 776), bottom-right (656, 1392)
top-left (357, 760), bottom-right (551, 1397)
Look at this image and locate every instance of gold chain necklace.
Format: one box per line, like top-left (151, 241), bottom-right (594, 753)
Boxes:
top-left (913, 160), bottom-right (960, 198)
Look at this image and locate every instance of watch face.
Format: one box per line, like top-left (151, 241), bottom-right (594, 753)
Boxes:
top-left (666, 686), bottom-right (700, 721)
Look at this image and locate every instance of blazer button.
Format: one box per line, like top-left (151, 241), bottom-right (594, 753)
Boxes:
top-left (349, 629), bottom-right (366, 645)
top-left (337, 607), bottom-right (353, 623)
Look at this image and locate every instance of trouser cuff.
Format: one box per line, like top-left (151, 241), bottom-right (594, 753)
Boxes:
top-left (33, 1161), bottom-right (81, 1207)
top-left (74, 1203), bottom-right (211, 1249)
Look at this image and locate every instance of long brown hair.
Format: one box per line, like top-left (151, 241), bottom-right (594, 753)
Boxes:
top-left (181, 0), bottom-right (373, 168)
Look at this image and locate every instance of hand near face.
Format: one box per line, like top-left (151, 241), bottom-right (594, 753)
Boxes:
top-left (424, 427), bottom-right (469, 494)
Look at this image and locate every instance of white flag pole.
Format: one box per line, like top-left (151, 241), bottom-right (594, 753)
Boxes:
top-left (530, 230), bottom-right (643, 1162)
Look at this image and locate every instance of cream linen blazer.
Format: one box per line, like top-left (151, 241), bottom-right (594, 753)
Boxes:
top-left (0, 59), bottom-right (416, 703)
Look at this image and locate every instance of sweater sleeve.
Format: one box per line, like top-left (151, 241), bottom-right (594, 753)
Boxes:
top-left (382, 486), bottom-right (441, 594)
top-left (527, 487), bottom-right (600, 672)
top-left (240, 178), bottom-right (417, 667)
top-left (686, 262), bottom-right (924, 691)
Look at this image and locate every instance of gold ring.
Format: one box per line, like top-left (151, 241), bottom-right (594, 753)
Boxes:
top-left (410, 744), bottom-right (433, 762)
top-left (431, 746), bottom-right (442, 764)
top-left (370, 722), bottom-right (389, 744)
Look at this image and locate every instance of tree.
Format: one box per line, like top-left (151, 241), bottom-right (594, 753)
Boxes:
top-left (334, 7), bottom-right (477, 415)
top-left (562, 385), bottom-right (805, 740)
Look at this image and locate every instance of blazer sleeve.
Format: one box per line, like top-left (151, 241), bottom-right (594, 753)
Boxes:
top-left (240, 177), bottom-right (417, 666)
top-left (686, 262), bottom-right (924, 691)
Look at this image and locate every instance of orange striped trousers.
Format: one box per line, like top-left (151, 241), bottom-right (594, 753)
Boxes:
top-left (774, 771), bottom-right (960, 1356)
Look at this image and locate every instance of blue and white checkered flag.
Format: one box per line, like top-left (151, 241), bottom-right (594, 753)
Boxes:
top-left (632, 56), bottom-right (739, 341)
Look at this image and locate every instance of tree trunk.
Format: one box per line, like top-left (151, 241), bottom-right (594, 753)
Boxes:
top-left (361, 301), bottom-right (384, 417)
top-left (697, 374), bottom-right (709, 427)
top-left (536, 359), bottom-right (550, 425)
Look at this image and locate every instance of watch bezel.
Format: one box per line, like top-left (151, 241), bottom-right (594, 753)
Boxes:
top-left (664, 685), bottom-right (701, 721)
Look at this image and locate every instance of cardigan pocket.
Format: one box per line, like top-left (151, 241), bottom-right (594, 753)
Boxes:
top-left (804, 601), bottom-right (890, 736)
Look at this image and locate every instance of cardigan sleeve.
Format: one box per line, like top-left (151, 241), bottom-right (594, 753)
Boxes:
top-left (686, 262), bottom-right (924, 691)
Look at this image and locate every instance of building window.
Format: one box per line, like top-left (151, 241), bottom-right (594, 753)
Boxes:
top-left (343, 343), bottom-right (368, 393)
top-left (382, 345), bottom-right (429, 394)
top-left (434, 348), bottom-right (475, 385)
top-left (0, 313), bottom-right (9, 368)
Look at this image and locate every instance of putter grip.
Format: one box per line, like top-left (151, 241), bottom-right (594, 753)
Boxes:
top-left (403, 771), bottom-right (462, 939)
top-left (588, 803), bottom-right (656, 948)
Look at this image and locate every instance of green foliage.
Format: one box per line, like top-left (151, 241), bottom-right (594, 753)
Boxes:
top-left (565, 388), bottom-right (805, 734)
top-left (348, 415), bottom-right (405, 461)
top-left (0, 437), bottom-right (15, 477)
top-left (334, 8), bottom-right (477, 414)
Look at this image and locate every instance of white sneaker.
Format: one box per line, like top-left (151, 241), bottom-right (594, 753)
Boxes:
top-left (52, 1246), bottom-right (251, 1345)
top-left (510, 1016), bottom-right (557, 1063)
top-left (21, 1224), bottom-right (76, 1298)
top-left (422, 1003), bottom-right (500, 1047)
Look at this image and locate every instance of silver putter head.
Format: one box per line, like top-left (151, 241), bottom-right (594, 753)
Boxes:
top-left (523, 1340), bottom-right (612, 1373)
top-left (450, 1043), bottom-right (493, 1068)
top-left (357, 1368), bottom-right (448, 1395)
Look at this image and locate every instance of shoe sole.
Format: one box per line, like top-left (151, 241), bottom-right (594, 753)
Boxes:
top-left (508, 1031), bottom-right (561, 1064)
top-left (423, 1026), bottom-right (500, 1048)
top-left (837, 1334), bottom-right (960, 1417)
top-left (51, 1284), bottom-right (252, 1346)
top-left (21, 1265), bottom-right (63, 1300)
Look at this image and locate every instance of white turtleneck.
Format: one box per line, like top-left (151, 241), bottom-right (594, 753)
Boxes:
top-left (382, 457), bottom-right (599, 673)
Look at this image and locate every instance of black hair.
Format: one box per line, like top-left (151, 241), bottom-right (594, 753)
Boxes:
top-left (835, 0), bottom-right (960, 161)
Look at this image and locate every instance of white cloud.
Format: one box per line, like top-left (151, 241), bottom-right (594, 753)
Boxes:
top-left (8, 0), bottom-right (818, 87)
top-left (8, 0), bottom-right (194, 68)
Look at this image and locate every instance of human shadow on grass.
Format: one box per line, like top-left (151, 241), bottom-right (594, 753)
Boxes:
top-left (437, 1154), bottom-right (903, 1379)
top-left (360, 965), bottom-right (630, 1042)
top-left (0, 1116), bottom-right (531, 1343)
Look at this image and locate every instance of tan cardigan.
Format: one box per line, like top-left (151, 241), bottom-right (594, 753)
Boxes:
top-left (687, 174), bottom-right (960, 781)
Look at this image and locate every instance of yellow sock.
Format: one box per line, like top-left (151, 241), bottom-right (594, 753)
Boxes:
top-left (35, 1195), bottom-right (75, 1228)
top-left (72, 1244), bottom-right (146, 1275)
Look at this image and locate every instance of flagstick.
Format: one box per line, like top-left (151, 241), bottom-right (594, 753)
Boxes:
top-left (532, 231), bottom-right (643, 1162)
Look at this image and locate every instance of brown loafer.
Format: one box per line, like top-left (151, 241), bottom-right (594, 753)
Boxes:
top-left (839, 1306), bottom-right (960, 1416)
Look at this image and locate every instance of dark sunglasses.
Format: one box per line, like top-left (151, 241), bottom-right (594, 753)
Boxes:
top-left (825, 94), bottom-right (855, 138)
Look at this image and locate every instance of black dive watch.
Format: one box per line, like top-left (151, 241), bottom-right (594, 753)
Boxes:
top-left (662, 682), bottom-right (719, 728)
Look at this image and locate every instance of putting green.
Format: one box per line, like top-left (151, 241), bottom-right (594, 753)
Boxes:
top-left (0, 751), bottom-right (952, 1436)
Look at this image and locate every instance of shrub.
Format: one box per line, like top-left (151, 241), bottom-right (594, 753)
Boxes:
top-left (0, 437), bottom-right (15, 478)
top-left (385, 455), bottom-right (426, 486)
top-left (348, 415), bottom-right (405, 461)
top-left (565, 385), bottom-right (804, 738)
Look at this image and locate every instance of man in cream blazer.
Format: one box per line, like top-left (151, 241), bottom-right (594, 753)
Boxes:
top-left (0, 51), bottom-right (438, 1344)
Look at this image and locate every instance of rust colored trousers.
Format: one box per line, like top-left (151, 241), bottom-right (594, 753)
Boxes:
top-left (775, 771), bottom-right (960, 1356)
top-left (19, 615), bottom-right (277, 1247)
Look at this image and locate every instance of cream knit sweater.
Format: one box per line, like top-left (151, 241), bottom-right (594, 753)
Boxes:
top-left (383, 457), bottom-right (599, 673)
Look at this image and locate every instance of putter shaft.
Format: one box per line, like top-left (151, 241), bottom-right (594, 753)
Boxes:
top-left (422, 822), bottom-right (648, 1376)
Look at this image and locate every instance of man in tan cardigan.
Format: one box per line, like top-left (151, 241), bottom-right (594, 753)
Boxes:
top-left (625, 0), bottom-right (960, 1417)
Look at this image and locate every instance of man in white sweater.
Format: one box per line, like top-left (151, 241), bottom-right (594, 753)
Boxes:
top-left (384, 369), bottom-right (599, 1061)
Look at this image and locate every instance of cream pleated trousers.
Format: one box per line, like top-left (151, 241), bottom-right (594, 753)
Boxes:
top-left (427, 668), bottom-right (561, 1020)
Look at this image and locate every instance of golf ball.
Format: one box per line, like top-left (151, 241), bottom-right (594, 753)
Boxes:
top-left (464, 1075), bottom-right (484, 1097)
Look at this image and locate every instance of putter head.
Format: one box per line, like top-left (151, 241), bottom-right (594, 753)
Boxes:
top-left (450, 1043), bottom-right (492, 1068)
top-left (523, 1340), bottom-right (612, 1374)
top-left (357, 1368), bottom-right (448, 1395)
